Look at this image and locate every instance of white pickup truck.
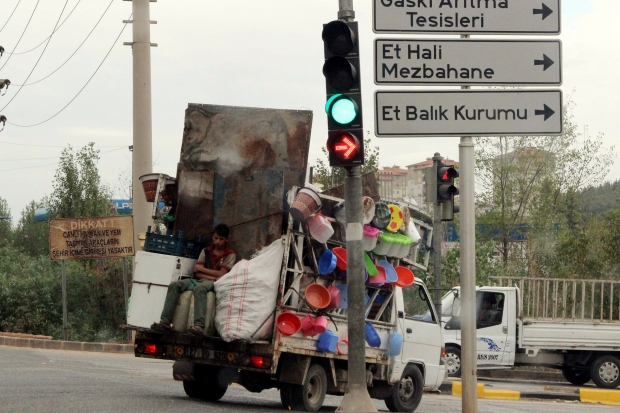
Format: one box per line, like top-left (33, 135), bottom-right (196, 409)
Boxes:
top-left (129, 189), bottom-right (446, 412)
top-left (441, 276), bottom-right (620, 389)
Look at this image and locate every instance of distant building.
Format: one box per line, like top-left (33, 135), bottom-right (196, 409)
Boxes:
top-left (378, 165), bottom-right (408, 201)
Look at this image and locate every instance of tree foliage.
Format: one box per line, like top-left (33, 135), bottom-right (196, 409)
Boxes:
top-left (0, 143), bottom-right (129, 342)
top-left (474, 99), bottom-right (616, 278)
top-left (0, 197), bottom-right (12, 248)
top-left (312, 134), bottom-right (380, 190)
top-left (50, 143), bottom-right (112, 219)
top-left (13, 199), bottom-right (50, 257)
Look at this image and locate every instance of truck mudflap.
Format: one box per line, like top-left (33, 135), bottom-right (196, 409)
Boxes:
top-left (134, 329), bottom-right (274, 374)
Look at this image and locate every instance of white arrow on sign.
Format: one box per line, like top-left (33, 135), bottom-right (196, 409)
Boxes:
top-left (373, 0), bottom-right (561, 35)
top-left (375, 39), bottom-right (562, 86)
top-left (375, 90), bottom-right (563, 137)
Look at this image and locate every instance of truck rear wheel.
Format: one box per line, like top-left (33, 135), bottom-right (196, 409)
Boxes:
top-left (282, 364), bottom-right (327, 412)
top-left (445, 346), bottom-right (462, 378)
top-left (384, 364), bottom-right (424, 413)
top-left (590, 355), bottom-right (620, 389)
top-left (182, 366), bottom-right (229, 401)
top-left (561, 367), bottom-right (591, 385)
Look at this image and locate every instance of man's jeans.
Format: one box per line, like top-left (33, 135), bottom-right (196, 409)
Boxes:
top-left (160, 279), bottom-right (215, 328)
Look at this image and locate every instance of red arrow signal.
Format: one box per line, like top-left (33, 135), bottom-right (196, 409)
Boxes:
top-left (334, 136), bottom-right (357, 158)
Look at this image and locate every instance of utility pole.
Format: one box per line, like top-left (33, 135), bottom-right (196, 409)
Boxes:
top-left (124, 0), bottom-right (155, 260)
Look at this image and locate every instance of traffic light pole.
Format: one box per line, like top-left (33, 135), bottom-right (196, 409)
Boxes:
top-left (335, 3), bottom-right (376, 411)
top-left (432, 153), bottom-right (443, 321)
top-left (338, 166), bottom-right (377, 413)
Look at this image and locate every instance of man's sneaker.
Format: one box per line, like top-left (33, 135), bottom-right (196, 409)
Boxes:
top-left (189, 325), bottom-right (204, 336)
top-left (150, 321), bottom-right (172, 332)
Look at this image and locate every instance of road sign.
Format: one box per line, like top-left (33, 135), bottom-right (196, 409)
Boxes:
top-left (373, 0), bottom-right (561, 35)
top-left (375, 39), bottom-right (562, 86)
top-left (50, 216), bottom-right (135, 260)
top-left (375, 90), bottom-right (562, 137)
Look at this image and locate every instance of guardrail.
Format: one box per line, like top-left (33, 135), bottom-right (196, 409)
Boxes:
top-left (489, 276), bottom-right (620, 322)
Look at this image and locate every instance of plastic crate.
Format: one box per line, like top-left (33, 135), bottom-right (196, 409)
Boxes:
top-left (143, 232), bottom-right (202, 259)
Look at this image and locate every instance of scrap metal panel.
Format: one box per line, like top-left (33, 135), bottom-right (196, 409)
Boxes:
top-left (174, 104), bottom-right (312, 246)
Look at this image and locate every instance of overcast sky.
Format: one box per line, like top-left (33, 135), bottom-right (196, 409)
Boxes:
top-left (0, 0), bottom-right (616, 220)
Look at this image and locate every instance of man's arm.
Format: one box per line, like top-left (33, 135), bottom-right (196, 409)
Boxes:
top-left (193, 262), bottom-right (228, 281)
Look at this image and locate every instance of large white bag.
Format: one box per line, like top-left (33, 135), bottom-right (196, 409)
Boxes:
top-left (214, 238), bottom-right (284, 342)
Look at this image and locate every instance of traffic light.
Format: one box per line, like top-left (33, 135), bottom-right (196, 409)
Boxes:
top-left (437, 164), bottom-right (459, 221)
top-left (322, 20), bottom-right (364, 167)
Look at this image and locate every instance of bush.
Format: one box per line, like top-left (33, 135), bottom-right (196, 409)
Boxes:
top-left (0, 246), bottom-right (131, 342)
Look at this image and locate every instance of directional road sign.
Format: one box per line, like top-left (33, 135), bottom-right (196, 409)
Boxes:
top-left (375, 90), bottom-right (562, 137)
top-left (375, 39), bottom-right (562, 86)
top-left (373, 0), bottom-right (561, 35)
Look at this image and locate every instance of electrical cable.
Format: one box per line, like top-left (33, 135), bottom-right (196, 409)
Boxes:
top-left (0, 0), bottom-right (40, 71)
top-left (7, 14), bottom-right (131, 127)
top-left (0, 0), bottom-right (70, 112)
top-left (8, 0), bottom-right (82, 56)
top-left (13, 0), bottom-right (113, 87)
top-left (0, 140), bottom-right (127, 148)
top-left (0, 146), bottom-right (128, 172)
top-left (0, 0), bottom-right (22, 34)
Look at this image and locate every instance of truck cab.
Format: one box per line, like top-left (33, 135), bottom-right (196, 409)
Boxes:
top-left (440, 286), bottom-right (517, 377)
top-left (393, 279), bottom-right (446, 391)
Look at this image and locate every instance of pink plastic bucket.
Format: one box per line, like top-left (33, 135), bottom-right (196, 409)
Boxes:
top-left (326, 285), bottom-right (341, 309)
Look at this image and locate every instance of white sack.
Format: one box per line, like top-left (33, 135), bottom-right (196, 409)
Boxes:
top-left (214, 238), bottom-right (284, 342)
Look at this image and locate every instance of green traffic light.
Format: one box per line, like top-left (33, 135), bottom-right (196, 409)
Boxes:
top-left (325, 94), bottom-right (358, 126)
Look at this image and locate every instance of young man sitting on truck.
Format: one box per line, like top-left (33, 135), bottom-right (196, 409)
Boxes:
top-left (151, 224), bottom-right (236, 336)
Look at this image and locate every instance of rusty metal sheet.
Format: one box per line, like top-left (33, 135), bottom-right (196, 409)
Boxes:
top-left (174, 104), bottom-right (312, 247)
top-left (213, 170), bottom-right (284, 260)
top-left (173, 171), bottom-right (214, 241)
top-left (180, 103), bottom-right (312, 190)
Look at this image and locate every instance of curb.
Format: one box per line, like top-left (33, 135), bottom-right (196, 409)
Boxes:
top-left (0, 335), bottom-right (133, 354)
top-left (580, 388), bottom-right (620, 406)
top-left (441, 380), bottom-right (579, 402)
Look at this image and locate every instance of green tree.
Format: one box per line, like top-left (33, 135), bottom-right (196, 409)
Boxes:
top-left (312, 134), bottom-right (380, 190)
top-left (49, 143), bottom-right (112, 219)
top-left (475, 99), bottom-right (615, 277)
top-left (0, 197), bottom-right (11, 248)
top-left (13, 199), bottom-right (50, 257)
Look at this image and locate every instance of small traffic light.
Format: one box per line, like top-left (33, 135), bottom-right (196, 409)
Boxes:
top-left (322, 20), bottom-right (363, 167)
top-left (437, 163), bottom-right (459, 221)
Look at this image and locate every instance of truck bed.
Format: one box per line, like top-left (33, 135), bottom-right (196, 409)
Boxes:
top-left (520, 319), bottom-right (620, 351)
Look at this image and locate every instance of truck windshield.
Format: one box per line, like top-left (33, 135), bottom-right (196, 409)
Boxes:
top-left (441, 291), bottom-right (461, 317)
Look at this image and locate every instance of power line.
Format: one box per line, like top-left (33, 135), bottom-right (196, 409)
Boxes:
top-left (0, 141), bottom-right (127, 149)
top-left (0, 0), bottom-right (70, 112)
top-left (0, 0), bottom-right (22, 34)
top-left (13, 0), bottom-right (113, 87)
top-left (8, 0), bottom-right (82, 56)
top-left (0, 0), bottom-right (40, 72)
top-left (7, 15), bottom-right (131, 127)
top-left (0, 146), bottom-right (128, 172)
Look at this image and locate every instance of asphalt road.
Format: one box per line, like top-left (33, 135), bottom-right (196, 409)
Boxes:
top-left (0, 346), bottom-right (617, 413)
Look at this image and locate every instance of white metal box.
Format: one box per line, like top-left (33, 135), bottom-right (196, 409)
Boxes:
top-left (127, 251), bottom-right (197, 328)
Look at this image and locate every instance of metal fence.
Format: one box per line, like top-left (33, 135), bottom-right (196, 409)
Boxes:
top-left (489, 276), bottom-right (620, 322)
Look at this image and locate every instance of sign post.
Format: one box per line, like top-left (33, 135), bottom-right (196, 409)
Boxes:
top-left (50, 216), bottom-right (135, 342)
top-left (372, 2), bottom-right (563, 412)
